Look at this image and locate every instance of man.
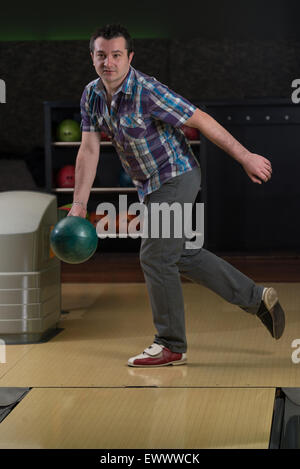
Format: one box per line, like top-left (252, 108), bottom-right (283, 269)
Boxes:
top-left (69, 23), bottom-right (285, 367)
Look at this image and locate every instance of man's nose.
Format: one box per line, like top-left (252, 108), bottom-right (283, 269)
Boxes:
top-left (104, 56), bottom-right (112, 67)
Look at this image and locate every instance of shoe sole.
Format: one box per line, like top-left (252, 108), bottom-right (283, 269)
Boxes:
top-left (264, 287), bottom-right (278, 310)
top-left (264, 287), bottom-right (285, 340)
top-left (128, 359), bottom-right (187, 368)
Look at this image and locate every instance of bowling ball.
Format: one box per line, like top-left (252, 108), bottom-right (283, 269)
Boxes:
top-left (56, 165), bottom-right (75, 188)
top-left (119, 170), bottom-right (134, 187)
top-left (57, 119), bottom-right (81, 142)
top-left (181, 125), bottom-right (199, 141)
top-left (50, 216), bottom-right (98, 264)
top-left (100, 131), bottom-right (111, 141)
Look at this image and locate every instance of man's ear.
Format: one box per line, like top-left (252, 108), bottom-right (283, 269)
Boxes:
top-left (129, 51), bottom-right (134, 64)
top-left (90, 51), bottom-right (95, 66)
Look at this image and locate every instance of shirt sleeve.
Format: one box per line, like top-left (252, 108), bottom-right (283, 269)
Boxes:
top-left (80, 86), bottom-right (99, 132)
top-left (147, 80), bottom-right (197, 127)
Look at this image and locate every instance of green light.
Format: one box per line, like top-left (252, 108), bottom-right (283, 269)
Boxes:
top-left (0, 29), bottom-right (169, 42)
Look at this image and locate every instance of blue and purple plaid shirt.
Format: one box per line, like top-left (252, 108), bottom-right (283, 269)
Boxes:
top-left (80, 65), bottom-right (200, 202)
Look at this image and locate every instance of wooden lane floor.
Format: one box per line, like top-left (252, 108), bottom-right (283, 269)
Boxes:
top-left (0, 387), bottom-right (275, 449)
top-left (0, 283), bottom-right (299, 388)
top-left (0, 344), bottom-right (35, 380)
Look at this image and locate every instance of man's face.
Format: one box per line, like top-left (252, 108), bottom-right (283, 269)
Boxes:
top-left (91, 36), bottom-right (134, 91)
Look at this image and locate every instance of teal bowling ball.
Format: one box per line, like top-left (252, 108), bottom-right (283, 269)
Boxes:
top-left (50, 216), bottom-right (98, 264)
top-left (119, 170), bottom-right (134, 187)
top-left (57, 119), bottom-right (81, 142)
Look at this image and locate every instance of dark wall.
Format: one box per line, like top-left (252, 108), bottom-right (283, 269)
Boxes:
top-left (1, 0), bottom-right (300, 41)
top-left (0, 37), bottom-right (300, 154)
top-left (2, 0), bottom-right (300, 153)
top-left (202, 99), bottom-right (300, 252)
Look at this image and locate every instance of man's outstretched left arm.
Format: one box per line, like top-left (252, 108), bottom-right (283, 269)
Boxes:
top-left (185, 108), bottom-right (272, 184)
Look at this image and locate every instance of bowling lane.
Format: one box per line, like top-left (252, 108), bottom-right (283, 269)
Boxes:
top-left (0, 387), bottom-right (275, 449)
top-left (0, 283), bottom-right (299, 388)
top-left (0, 344), bottom-right (35, 380)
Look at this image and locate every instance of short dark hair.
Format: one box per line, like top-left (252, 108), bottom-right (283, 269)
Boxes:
top-left (89, 24), bottom-right (134, 57)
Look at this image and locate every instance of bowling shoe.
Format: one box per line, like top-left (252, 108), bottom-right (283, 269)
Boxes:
top-left (256, 287), bottom-right (285, 339)
top-left (128, 343), bottom-right (187, 367)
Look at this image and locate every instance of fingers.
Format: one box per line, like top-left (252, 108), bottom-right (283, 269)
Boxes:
top-left (266, 162), bottom-right (272, 173)
top-left (252, 169), bottom-right (270, 183)
top-left (262, 167), bottom-right (272, 181)
top-left (260, 171), bottom-right (271, 182)
top-left (263, 161), bottom-right (272, 174)
top-left (253, 155), bottom-right (273, 182)
top-left (251, 175), bottom-right (262, 184)
top-left (264, 158), bottom-right (272, 169)
top-left (260, 161), bottom-right (272, 182)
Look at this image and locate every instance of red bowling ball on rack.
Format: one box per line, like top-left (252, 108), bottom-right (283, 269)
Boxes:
top-left (181, 125), bottom-right (199, 141)
top-left (56, 165), bottom-right (75, 188)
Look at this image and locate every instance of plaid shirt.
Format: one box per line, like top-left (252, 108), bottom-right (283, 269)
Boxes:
top-left (80, 65), bottom-right (200, 202)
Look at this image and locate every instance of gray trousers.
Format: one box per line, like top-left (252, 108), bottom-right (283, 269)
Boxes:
top-left (139, 166), bottom-right (264, 353)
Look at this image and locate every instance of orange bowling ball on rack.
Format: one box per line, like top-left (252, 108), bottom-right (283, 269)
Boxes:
top-left (89, 211), bottom-right (107, 228)
top-left (89, 211), bottom-right (118, 235)
top-left (117, 211), bottom-right (141, 235)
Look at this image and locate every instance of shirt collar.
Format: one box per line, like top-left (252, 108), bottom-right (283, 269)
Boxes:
top-left (95, 65), bottom-right (135, 97)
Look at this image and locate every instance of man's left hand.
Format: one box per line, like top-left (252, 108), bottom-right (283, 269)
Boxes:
top-left (242, 153), bottom-right (272, 184)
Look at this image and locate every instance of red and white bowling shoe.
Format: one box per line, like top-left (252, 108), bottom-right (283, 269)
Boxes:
top-left (128, 343), bottom-right (187, 367)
